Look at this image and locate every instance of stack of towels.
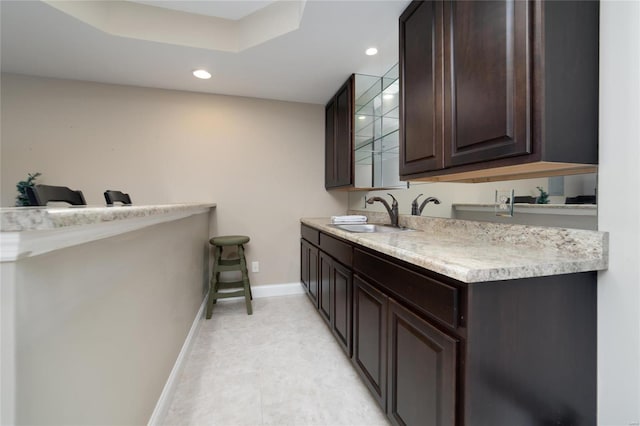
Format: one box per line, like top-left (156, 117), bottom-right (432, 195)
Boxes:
top-left (330, 215), bottom-right (367, 224)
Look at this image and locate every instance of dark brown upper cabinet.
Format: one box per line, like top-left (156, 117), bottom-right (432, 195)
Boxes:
top-left (400, 0), bottom-right (599, 183)
top-left (326, 66), bottom-right (404, 190)
top-left (325, 76), bottom-right (354, 189)
top-left (399, 0), bottom-right (443, 177)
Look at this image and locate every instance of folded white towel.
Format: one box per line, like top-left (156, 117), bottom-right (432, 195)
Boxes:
top-left (331, 215), bottom-right (367, 224)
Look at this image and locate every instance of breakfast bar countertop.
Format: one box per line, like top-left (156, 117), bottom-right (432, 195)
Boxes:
top-left (301, 214), bottom-right (608, 284)
top-left (0, 203), bottom-right (216, 262)
top-left (0, 202), bottom-right (216, 232)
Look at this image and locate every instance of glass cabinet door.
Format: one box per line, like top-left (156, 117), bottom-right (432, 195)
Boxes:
top-left (354, 64), bottom-right (402, 189)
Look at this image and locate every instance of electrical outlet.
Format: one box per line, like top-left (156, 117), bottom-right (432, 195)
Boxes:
top-left (252, 261), bottom-right (259, 273)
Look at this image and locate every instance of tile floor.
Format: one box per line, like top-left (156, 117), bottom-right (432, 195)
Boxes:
top-left (162, 294), bottom-right (390, 426)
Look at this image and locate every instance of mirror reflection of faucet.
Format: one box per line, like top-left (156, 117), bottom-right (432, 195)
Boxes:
top-left (411, 194), bottom-right (440, 216)
top-left (366, 194), bottom-right (399, 227)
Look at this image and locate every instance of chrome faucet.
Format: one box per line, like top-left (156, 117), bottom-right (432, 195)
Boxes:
top-left (411, 194), bottom-right (440, 216)
top-left (366, 194), bottom-right (399, 227)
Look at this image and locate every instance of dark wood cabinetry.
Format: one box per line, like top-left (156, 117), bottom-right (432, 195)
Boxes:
top-left (319, 251), bottom-right (332, 324)
top-left (399, 0), bottom-right (443, 176)
top-left (319, 249), bottom-right (354, 353)
top-left (301, 224), bottom-right (596, 425)
top-left (353, 277), bottom-right (388, 410)
top-left (325, 77), bottom-right (354, 189)
top-left (387, 299), bottom-right (457, 426)
top-left (301, 231), bottom-right (319, 307)
top-left (331, 261), bottom-right (352, 355)
top-left (303, 225), bottom-right (353, 356)
top-left (442, 0), bottom-right (531, 168)
top-left (400, 0), bottom-right (599, 182)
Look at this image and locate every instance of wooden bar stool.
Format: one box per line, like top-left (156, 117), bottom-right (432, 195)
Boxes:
top-left (206, 235), bottom-right (253, 318)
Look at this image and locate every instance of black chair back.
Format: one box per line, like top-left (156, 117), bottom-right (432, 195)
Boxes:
top-left (513, 196), bottom-right (538, 204)
top-left (26, 184), bottom-right (86, 206)
top-left (565, 195), bottom-right (597, 204)
top-left (104, 190), bottom-right (132, 205)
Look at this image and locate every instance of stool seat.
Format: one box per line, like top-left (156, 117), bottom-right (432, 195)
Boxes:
top-left (206, 234), bottom-right (252, 318)
top-left (209, 235), bottom-right (250, 246)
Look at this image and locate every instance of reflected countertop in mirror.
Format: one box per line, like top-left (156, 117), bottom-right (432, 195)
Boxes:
top-left (452, 203), bottom-right (597, 230)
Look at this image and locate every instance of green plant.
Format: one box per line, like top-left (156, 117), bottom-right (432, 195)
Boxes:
top-left (15, 172), bottom-right (41, 206)
top-left (536, 186), bottom-right (550, 204)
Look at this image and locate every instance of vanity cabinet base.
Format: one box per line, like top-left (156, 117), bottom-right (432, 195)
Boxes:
top-left (301, 224), bottom-right (596, 426)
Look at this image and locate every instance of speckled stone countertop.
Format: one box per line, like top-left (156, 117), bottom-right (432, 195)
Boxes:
top-left (0, 203), bottom-right (216, 232)
top-left (453, 203), bottom-right (597, 215)
top-left (301, 213), bottom-right (608, 283)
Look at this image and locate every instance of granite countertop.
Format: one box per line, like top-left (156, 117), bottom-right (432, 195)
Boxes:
top-left (301, 214), bottom-right (608, 284)
top-left (453, 203), bottom-right (597, 215)
top-left (1, 203), bottom-right (217, 262)
top-left (1, 203), bottom-right (216, 232)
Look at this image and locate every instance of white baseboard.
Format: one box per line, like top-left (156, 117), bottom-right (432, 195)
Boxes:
top-left (217, 281), bottom-right (305, 302)
top-left (147, 295), bottom-right (207, 426)
top-left (251, 282), bottom-right (306, 298)
top-left (147, 282), bottom-right (305, 424)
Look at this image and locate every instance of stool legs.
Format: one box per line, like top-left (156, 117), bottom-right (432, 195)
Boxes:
top-left (206, 243), bottom-right (253, 318)
top-left (238, 244), bottom-right (252, 315)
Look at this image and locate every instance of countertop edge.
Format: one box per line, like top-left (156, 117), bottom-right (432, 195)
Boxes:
top-left (1, 203), bottom-right (216, 262)
top-left (301, 217), bottom-right (608, 284)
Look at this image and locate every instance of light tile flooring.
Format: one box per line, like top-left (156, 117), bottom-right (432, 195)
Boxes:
top-left (162, 294), bottom-right (390, 426)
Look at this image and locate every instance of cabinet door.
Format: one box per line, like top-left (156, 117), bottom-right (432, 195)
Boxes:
top-left (300, 240), bottom-right (309, 290)
top-left (300, 240), bottom-right (310, 290)
top-left (308, 245), bottom-right (319, 307)
top-left (325, 98), bottom-right (337, 188)
top-left (332, 261), bottom-right (352, 356)
top-left (387, 299), bottom-right (457, 426)
top-left (399, 0), bottom-right (444, 176)
top-left (325, 77), bottom-right (354, 189)
top-left (334, 78), bottom-right (354, 187)
top-left (319, 252), bottom-right (332, 324)
top-left (353, 276), bottom-right (387, 410)
top-left (301, 240), bottom-right (319, 307)
top-left (443, 0), bottom-right (531, 167)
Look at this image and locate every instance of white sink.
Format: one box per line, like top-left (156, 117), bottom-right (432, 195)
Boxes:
top-left (330, 223), bottom-right (412, 233)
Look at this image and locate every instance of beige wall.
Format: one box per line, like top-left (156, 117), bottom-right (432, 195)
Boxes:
top-left (12, 212), bottom-right (209, 425)
top-left (0, 74), bottom-right (348, 286)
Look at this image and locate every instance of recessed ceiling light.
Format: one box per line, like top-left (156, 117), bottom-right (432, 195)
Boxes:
top-left (383, 94), bottom-right (394, 100)
top-left (193, 69), bottom-right (212, 79)
top-left (365, 47), bottom-right (378, 56)
top-left (358, 115), bottom-right (366, 120)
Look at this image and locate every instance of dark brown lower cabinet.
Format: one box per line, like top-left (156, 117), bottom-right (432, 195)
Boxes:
top-left (308, 247), bottom-right (318, 306)
top-left (301, 225), bottom-right (596, 426)
top-left (387, 298), bottom-right (457, 426)
top-left (302, 227), bottom-right (353, 357)
top-left (319, 251), bottom-right (332, 324)
top-left (300, 239), bottom-right (319, 307)
top-left (300, 240), bottom-right (310, 291)
top-left (332, 261), bottom-right (352, 355)
top-left (318, 251), bottom-right (352, 356)
top-left (353, 277), bottom-right (388, 410)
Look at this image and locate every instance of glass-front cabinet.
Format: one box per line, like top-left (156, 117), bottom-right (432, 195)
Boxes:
top-left (354, 64), bottom-right (402, 189)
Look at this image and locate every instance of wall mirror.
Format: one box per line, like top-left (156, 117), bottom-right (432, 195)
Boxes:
top-left (349, 173), bottom-right (598, 230)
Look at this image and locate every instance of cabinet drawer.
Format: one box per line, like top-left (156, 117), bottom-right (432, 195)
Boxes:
top-left (354, 248), bottom-right (458, 329)
top-left (320, 232), bottom-right (352, 267)
top-left (301, 224), bottom-right (320, 246)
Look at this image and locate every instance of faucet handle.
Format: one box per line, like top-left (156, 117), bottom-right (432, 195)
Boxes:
top-left (387, 193), bottom-right (398, 207)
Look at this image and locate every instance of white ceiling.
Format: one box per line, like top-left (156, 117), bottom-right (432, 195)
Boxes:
top-left (130, 0), bottom-right (277, 20)
top-left (0, 0), bottom-right (410, 104)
